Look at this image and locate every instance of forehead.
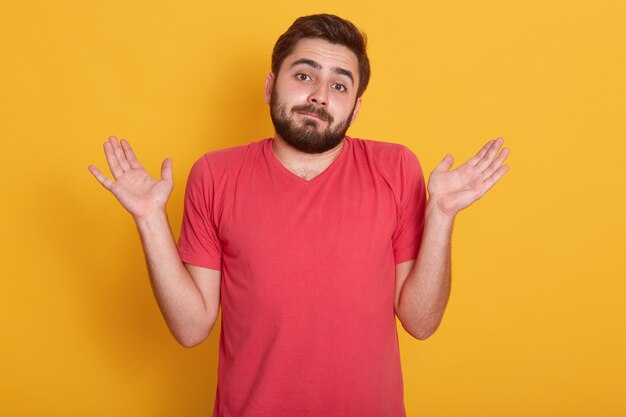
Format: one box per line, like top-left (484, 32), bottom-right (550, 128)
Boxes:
top-left (281, 38), bottom-right (359, 77)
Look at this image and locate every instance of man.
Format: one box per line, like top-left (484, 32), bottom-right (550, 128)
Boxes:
top-left (89, 14), bottom-right (509, 417)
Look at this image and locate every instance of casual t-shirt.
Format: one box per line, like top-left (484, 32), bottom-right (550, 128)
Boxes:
top-left (177, 136), bottom-right (426, 417)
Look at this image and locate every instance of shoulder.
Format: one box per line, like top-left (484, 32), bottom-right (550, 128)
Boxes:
top-left (188, 139), bottom-right (268, 181)
top-left (347, 136), bottom-right (423, 176)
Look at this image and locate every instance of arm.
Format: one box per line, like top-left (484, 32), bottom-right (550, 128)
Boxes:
top-left (395, 138), bottom-right (510, 340)
top-left (135, 210), bottom-right (221, 348)
top-left (89, 136), bottom-right (220, 347)
top-left (394, 206), bottom-right (452, 340)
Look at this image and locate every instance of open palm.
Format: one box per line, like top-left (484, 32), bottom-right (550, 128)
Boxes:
top-left (428, 137), bottom-right (510, 218)
top-left (88, 136), bottom-right (173, 221)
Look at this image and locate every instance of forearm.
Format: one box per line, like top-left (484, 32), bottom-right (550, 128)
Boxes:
top-left (397, 202), bottom-right (454, 339)
top-left (135, 209), bottom-right (212, 347)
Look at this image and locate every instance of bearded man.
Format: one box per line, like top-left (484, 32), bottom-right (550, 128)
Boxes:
top-left (89, 13), bottom-right (509, 417)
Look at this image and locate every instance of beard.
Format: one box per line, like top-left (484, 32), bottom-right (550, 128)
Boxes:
top-left (270, 89), bottom-right (355, 154)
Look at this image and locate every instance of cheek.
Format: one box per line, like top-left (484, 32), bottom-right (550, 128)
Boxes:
top-left (331, 101), bottom-right (354, 120)
top-left (281, 93), bottom-right (308, 111)
top-left (279, 79), bottom-right (312, 101)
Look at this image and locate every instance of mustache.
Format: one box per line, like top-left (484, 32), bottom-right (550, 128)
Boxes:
top-left (291, 104), bottom-right (333, 123)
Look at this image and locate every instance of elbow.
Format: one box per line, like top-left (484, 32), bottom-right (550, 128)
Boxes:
top-left (175, 321), bottom-right (216, 348)
top-left (178, 335), bottom-right (206, 348)
top-left (399, 315), bottom-right (442, 341)
top-left (408, 326), bottom-right (438, 340)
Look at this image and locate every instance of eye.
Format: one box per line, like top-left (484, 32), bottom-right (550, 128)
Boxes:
top-left (332, 83), bottom-right (347, 92)
top-left (296, 73), bottom-right (311, 81)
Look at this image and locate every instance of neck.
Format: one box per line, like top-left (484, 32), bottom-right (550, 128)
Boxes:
top-left (271, 134), bottom-right (345, 180)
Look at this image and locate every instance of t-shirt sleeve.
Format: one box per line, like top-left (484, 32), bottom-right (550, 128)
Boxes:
top-left (391, 147), bottom-right (427, 264)
top-left (177, 155), bottom-right (223, 270)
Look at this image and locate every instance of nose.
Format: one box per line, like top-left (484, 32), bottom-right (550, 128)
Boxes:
top-left (308, 83), bottom-right (328, 107)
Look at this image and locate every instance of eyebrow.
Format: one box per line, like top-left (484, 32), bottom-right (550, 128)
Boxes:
top-left (290, 58), bottom-right (355, 86)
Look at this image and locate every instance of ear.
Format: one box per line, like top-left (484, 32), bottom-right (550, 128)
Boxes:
top-left (349, 97), bottom-right (362, 126)
top-left (264, 72), bottom-right (275, 104)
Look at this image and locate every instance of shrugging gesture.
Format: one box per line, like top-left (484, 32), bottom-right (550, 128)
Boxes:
top-left (395, 138), bottom-right (510, 339)
top-left (88, 136), bottom-right (220, 348)
top-left (88, 136), bottom-right (173, 221)
top-left (427, 137), bottom-right (510, 218)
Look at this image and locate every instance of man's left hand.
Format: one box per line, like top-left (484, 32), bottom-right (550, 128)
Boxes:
top-left (427, 137), bottom-right (510, 218)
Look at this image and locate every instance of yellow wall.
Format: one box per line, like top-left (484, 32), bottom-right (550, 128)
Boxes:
top-left (2, 1), bottom-right (625, 415)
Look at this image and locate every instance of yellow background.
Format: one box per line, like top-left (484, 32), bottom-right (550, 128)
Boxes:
top-left (1, 0), bottom-right (625, 416)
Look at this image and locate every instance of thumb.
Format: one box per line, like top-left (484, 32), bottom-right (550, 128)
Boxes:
top-left (161, 157), bottom-right (173, 183)
top-left (433, 154), bottom-right (454, 172)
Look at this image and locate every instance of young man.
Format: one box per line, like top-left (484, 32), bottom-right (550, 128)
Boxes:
top-left (89, 13), bottom-right (509, 417)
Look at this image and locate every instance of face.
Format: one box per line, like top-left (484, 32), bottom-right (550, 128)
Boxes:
top-left (265, 38), bottom-right (362, 154)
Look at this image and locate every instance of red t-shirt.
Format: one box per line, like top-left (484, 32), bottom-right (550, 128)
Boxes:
top-left (177, 136), bottom-right (426, 417)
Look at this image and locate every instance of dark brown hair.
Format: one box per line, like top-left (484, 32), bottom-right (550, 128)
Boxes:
top-left (271, 14), bottom-right (371, 98)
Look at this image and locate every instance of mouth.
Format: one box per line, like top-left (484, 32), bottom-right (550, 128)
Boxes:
top-left (296, 111), bottom-right (327, 122)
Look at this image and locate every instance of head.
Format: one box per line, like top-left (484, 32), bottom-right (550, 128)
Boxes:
top-left (265, 14), bottom-right (370, 154)
top-left (272, 14), bottom-right (370, 99)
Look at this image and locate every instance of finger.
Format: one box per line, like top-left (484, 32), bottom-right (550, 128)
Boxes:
top-left (482, 164), bottom-right (509, 192)
top-left (476, 137), bottom-right (504, 171)
top-left (161, 158), bottom-right (173, 183)
top-left (433, 154), bottom-right (454, 172)
top-left (88, 165), bottom-right (114, 190)
top-left (109, 136), bottom-right (131, 172)
top-left (481, 147), bottom-right (510, 178)
top-left (467, 140), bottom-right (494, 167)
top-left (104, 141), bottom-right (124, 179)
top-left (120, 139), bottom-right (143, 170)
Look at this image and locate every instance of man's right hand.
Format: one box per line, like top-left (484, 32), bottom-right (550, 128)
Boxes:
top-left (88, 136), bottom-right (173, 222)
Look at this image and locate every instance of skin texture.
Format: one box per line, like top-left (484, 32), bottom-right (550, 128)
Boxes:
top-left (88, 37), bottom-right (510, 345)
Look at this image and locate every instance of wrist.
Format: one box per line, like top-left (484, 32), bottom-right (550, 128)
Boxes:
top-left (426, 200), bottom-right (456, 224)
top-left (134, 208), bottom-right (169, 230)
